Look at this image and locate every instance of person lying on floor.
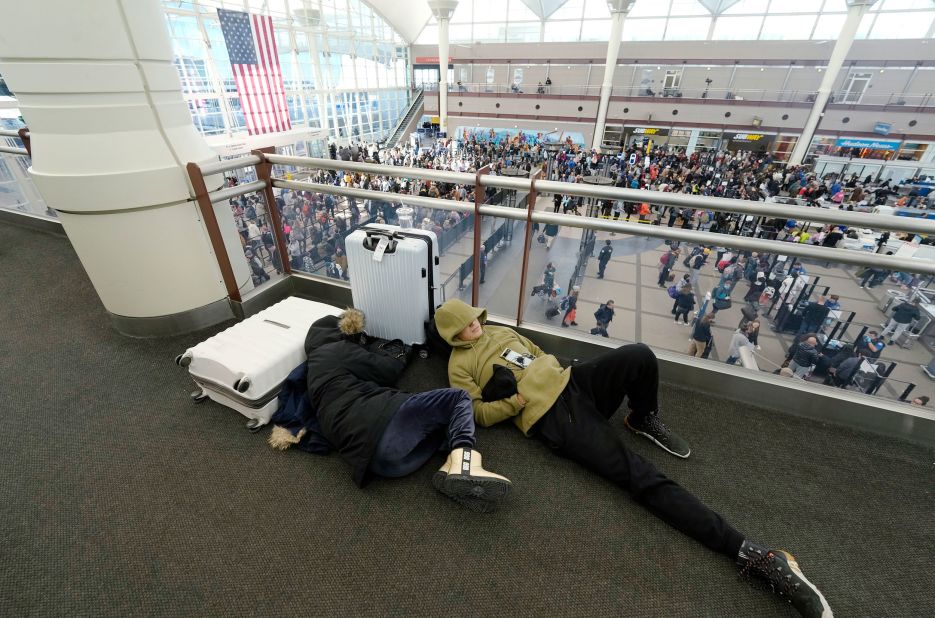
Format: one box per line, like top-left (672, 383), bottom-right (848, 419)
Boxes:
top-left (267, 308), bottom-right (510, 512)
top-left (433, 299), bottom-right (833, 618)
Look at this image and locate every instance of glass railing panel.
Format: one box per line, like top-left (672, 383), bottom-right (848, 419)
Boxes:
top-left (225, 183), bottom-right (288, 295)
top-left (0, 147), bottom-right (53, 220)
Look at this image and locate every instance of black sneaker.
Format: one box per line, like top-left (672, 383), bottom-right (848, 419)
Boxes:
top-left (624, 412), bottom-right (691, 458)
top-left (737, 540), bottom-right (833, 618)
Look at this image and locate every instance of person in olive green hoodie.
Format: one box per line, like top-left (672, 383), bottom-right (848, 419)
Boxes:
top-left (433, 299), bottom-right (833, 618)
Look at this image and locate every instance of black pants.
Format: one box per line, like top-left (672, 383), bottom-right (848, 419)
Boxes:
top-left (531, 344), bottom-right (745, 558)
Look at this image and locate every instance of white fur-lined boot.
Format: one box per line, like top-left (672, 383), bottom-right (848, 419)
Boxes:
top-left (432, 447), bottom-right (511, 512)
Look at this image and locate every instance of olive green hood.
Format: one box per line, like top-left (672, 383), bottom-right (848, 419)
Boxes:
top-left (435, 299), bottom-right (488, 347)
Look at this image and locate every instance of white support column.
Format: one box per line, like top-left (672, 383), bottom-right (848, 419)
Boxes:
top-left (788, 0), bottom-right (879, 166)
top-left (592, 0), bottom-right (635, 151)
top-left (428, 0), bottom-right (458, 137)
top-left (686, 129), bottom-right (700, 155)
top-left (0, 0), bottom-right (249, 336)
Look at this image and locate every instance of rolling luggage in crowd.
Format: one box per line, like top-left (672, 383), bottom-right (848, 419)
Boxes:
top-left (176, 297), bottom-right (341, 430)
top-left (346, 224), bottom-right (440, 351)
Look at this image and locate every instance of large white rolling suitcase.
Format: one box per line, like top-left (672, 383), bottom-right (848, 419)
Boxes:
top-left (175, 297), bottom-right (341, 430)
top-left (345, 224), bottom-right (440, 347)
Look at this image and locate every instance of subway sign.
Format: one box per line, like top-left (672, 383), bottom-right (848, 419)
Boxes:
top-left (631, 127), bottom-right (669, 136)
top-left (731, 133), bottom-right (766, 141)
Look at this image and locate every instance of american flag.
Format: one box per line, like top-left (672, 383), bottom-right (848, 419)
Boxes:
top-left (217, 8), bottom-right (292, 135)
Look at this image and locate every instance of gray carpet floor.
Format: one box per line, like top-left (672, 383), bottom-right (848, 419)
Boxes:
top-left (1, 221), bottom-right (933, 617)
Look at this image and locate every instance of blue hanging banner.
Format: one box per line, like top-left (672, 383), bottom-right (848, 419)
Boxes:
top-left (873, 122), bottom-right (892, 136)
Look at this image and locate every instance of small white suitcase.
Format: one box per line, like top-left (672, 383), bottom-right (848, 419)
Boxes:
top-left (345, 224), bottom-right (440, 346)
top-left (176, 297), bottom-right (341, 430)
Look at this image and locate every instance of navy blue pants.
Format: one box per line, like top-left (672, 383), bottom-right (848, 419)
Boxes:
top-left (369, 388), bottom-right (475, 478)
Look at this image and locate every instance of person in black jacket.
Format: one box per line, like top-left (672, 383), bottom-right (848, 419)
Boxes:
top-left (591, 300), bottom-right (615, 337)
top-left (268, 309), bottom-right (512, 512)
top-left (673, 287), bottom-right (695, 324)
top-left (788, 335), bottom-right (823, 378)
top-left (881, 298), bottom-right (921, 345)
top-left (597, 239), bottom-right (613, 279)
top-left (688, 314), bottom-right (715, 357)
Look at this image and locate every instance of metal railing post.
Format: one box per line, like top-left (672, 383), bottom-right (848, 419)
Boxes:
top-left (17, 128), bottom-right (31, 157)
top-left (251, 148), bottom-right (292, 275)
top-left (472, 164), bottom-right (491, 306)
top-left (516, 169), bottom-right (543, 326)
top-left (185, 162), bottom-right (242, 303)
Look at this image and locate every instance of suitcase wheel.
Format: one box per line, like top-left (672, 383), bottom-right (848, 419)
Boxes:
top-left (233, 378), bottom-right (251, 393)
top-left (190, 390), bottom-right (208, 403)
top-left (246, 418), bottom-right (264, 433)
top-left (175, 353), bottom-right (192, 368)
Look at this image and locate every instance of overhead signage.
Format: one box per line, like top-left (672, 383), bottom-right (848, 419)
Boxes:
top-left (835, 138), bottom-right (900, 150)
top-left (414, 56), bottom-right (453, 64)
top-left (631, 127), bottom-right (669, 136)
top-left (727, 133), bottom-right (775, 150)
top-left (730, 133), bottom-right (768, 142)
top-left (873, 122), bottom-right (892, 136)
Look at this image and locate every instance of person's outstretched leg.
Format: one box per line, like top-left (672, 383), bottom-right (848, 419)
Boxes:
top-left (533, 399), bottom-right (832, 618)
top-left (534, 397), bottom-right (739, 555)
top-left (570, 344), bottom-right (690, 458)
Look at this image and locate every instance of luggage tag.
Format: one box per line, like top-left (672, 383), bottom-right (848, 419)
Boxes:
top-left (372, 236), bottom-right (390, 262)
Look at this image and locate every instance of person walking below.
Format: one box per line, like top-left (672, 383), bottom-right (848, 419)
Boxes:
top-left (688, 314), bottom-right (715, 358)
top-left (726, 321), bottom-right (758, 365)
top-left (788, 335), bottom-right (822, 378)
top-left (673, 287), bottom-right (695, 324)
top-left (591, 300), bottom-right (615, 337)
top-left (531, 262), bottom-right (557, 296)
top-left (671, 273), bottom-right (691, 314)
top-left (743, 271), bottom-right (767, 304)
top-left (597, 240), bottom-right (613, 279)
top-left (688, 248), bottom-right (708, 298)
top-left (658, 247), bottom-right (679, 287)
top-left (560, 287), bottom-right (579, 327)
top-left (882, 298), bottom-right (921, 345)
top-left (544, 222), bottom-right (559, 249)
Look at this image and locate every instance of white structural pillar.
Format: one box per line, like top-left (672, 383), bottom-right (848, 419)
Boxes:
top-left (788, 0), bottom-right (879, 166)
top-left (428, 0), bottom-right (458, 137)
top-left (0, 0), bottom-right (250, 336)
top-left (592, 0), bottom-right (635, 151)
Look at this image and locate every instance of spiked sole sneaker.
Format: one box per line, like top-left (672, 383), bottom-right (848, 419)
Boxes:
top-left (738, 541), bottom-right (833, 618)
top-left (624, 413), bottom-right (691, 458)
top-left (441, 448), bottom-right (512, 505)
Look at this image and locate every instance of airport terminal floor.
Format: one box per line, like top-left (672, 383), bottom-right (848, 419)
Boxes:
top-left (2, 220), bottom-right (933, 616)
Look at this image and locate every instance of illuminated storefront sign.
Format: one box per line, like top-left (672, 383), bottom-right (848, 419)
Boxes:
top-left (835, 138), bottom-right (900, 150)
top-left (630, 127), bottom-right (669, 136)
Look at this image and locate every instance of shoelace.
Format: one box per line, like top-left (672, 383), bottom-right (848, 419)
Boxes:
top-left (738, 551), bottom-right (800, 599)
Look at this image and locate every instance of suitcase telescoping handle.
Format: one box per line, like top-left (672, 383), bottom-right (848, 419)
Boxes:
top-left (362, 230), bottom-right (400, 254)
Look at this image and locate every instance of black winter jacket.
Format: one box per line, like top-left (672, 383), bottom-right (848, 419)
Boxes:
top-left (304, 316), bottom-right (410, 487)
top-left (891, 302), bottom-right (921, 324)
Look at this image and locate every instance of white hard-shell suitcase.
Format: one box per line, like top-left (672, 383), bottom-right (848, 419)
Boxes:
top-left (175, 297), bottom-right (341, 430)
top-left (345, 224), bottom-right (440, 346)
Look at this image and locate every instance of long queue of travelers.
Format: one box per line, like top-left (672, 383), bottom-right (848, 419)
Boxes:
top-left (231, 130), bottom-right (912, 287)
